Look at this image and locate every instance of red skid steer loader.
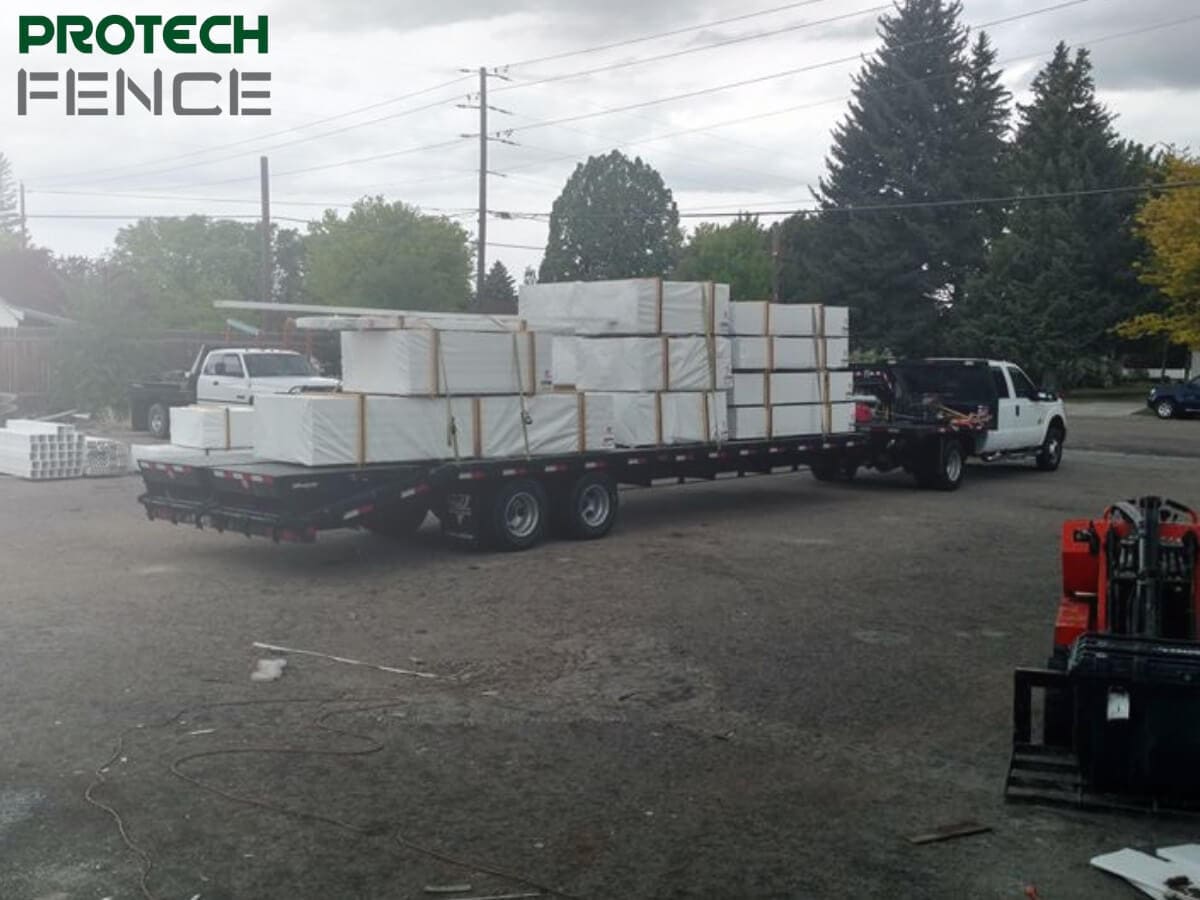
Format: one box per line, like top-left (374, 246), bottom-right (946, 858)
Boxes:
top-left (1006, 496), bottom-right (1200, 812)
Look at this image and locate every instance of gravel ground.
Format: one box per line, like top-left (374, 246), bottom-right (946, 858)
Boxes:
top-left (1, 412), bottom-right (1197, 900)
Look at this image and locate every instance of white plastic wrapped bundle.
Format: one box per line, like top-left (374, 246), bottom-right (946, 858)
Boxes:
top-left (340, 330), bottom-right (552, 396)
top-left (170, 405), bottom-right (255, 449)
top-left (84, 437), bottom-right (131, 477)
top-left (574, 337), bottom-right (732, 391)
top-left (252, 392), bottom-right (616, 466)
top-left (518, 279), bottom-right (732, 336)
top-left (728, 403), bottom-right (857, 440)
top-left (731, 303), bottom-right (850, 338)
top-left (589, 392), bottom-right (728, 447)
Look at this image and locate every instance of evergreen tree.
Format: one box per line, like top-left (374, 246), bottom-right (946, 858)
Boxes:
top-left (955, 44), bottom-right (1153, 384)
top-left (0, 153), bottom-right (21, 241)
top-left (540, 150), bottom-right (680, 282)
top-left (800, 0), bottom-right (1008, 356)
top-left (478, 260), bottom-right (517, 312)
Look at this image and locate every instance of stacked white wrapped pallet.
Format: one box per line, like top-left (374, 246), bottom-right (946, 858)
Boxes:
top-left (519, 279), bottom-right (731, 447)
top-left (258, 312), bottom-right (615, 465)
top-left (727, 303), bottom-right (855, 439)
top-left (170, 405), bottom-right (255, 449)
top-left (0, 420), bottom-right (86, 480)
top-left (254, 392), bottom-right (614, 466)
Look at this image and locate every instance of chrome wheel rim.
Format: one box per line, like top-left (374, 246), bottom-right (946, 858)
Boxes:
top-left (945, 449), bottom-right (963, 483)
top-left (149, 407), bottom-right (166, 434)
top-left (504, 492), bottom-right (539, 539)
top-left (579, 484), bottom-right (611, 528)
top-left (1157, 401), bottom-right (1174, 418)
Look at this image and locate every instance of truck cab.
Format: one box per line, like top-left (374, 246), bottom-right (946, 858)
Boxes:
top-left (196, 349), bottom-right (339, 406)
top-left (130, 346), bottom-right (339, 440)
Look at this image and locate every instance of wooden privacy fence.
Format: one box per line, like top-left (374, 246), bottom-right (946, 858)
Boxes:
top-left (0, 327), bottom-right (314, 397)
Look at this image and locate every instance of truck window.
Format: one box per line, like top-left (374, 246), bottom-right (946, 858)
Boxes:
top-left (244, 353), bottom-right (315, 378)
top-left (1008, 366), bottom-right (1038, 400)
top-left (204, 352), bottom-right (245, 378)
top-left (991, 368), bottom-right (1010, 399)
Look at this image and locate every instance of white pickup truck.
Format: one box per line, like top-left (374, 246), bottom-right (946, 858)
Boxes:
top-left (818, 358), bottom-right (1068, 490)
top-left (129, 346), bottom-right (339, 439)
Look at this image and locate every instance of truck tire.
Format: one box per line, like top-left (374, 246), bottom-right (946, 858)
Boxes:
top-left (810, 456), bottom-right (858, 482)
top-left (914, 440), bottom-right (964, 491)
top-left (1036, 424), bottom-right (1065, 471)
top-left (1155, 398), bottom-right (1177, 420)
top-left (147, 402), bottom-right (171, 440)
top-left (363, 503), bottom-right (429, 539)
top-left (486, 478), bottom-right (548, 552)
top-left (556, 472), bottom-right (619, 540)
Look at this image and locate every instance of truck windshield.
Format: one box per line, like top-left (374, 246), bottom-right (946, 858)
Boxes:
top-left (244, 354), bottom-right (315, 378)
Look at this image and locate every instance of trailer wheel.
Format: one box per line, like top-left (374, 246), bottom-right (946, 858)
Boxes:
top-left (363, 503), bottom-right (429, 539)
top-left (147, 402), bottom-right (171, 440)
top-left (915, 440), bottom-right (964, 491)
top-left (486, 478), bottom-right (548, 551)
top-left (557, 472), bottom-right (619, 540)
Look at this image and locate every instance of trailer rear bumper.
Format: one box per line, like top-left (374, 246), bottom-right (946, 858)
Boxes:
top-left (140, 494), bottom-right (319, 543)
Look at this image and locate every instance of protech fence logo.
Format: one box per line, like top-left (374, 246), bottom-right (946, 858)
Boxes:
top-left (17, 15), bottom-right (271, 117)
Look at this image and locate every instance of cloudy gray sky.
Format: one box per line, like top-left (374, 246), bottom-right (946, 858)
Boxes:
top-left (4, 0), bottom-right (1198, 280)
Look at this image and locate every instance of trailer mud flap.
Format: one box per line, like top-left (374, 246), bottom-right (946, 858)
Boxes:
top-left (440, 490), bottom-right (482, 543)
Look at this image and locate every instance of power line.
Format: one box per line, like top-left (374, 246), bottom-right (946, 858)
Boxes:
top-left (493, 4), bottom-right (888, 94)
top-left (497, 11), bottom-right (1200, 183)
top-left (505, 0), bottom-right (1092, 136)
top-left (177, 138), bottom-right (474, 189)
top-left (488, 179), bottom-right (1200, 222)
top-left (30, 75), bottom-right (475, 188)
top-left (26, 188), bottom-right (354, 208)
top-left (58, 93), bottom-right (470, 189)
top-left (498, 0), bottom-right (835, 70)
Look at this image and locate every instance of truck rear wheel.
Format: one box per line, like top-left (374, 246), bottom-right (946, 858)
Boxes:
top-left (363, 503), bottom-right (429, 539)
top-left (557, 472), bottom-right (619, 540)
top-left (147, 402), bottom-right (171, 440)
top-left (486, 478), bottom-right (548, 551)
top-left (914, 440), bottom-right (964, 491)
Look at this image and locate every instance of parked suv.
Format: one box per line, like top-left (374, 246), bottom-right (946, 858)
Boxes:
top-left (1148, 377), bottom-right (1200, 419)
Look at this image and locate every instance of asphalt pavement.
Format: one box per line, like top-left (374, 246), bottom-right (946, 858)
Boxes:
top-left (1, 410), bottom-right (1197, 899)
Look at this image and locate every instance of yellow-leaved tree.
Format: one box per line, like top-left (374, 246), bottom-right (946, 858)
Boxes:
top-left (1117, 153), bottom-right (1200, 347)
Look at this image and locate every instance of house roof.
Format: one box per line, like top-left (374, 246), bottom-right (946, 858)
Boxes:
top-left (0, 296), bottom-right (75, 327)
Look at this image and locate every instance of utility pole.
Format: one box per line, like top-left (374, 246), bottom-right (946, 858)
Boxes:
top-left (771, 223), bottom-right (781, 303)
top-left (259, 156), bottom-right (271, 305)
top-left (18, 181), bottom-right (27, 248)
top-left (476, 66), bottom-right (488, 306)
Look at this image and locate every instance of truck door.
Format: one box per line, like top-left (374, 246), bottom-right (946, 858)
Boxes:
top-left (1005, 365), bottom-right (1044, 447)
top-left (987, 365), bottom-right (1023, 451)
top-left (198, 352), bottom-right (251, 404)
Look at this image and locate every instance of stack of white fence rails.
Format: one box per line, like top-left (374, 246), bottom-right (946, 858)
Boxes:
top-left (727, 302), bottom-right (855, 440)
top-left (261, 311), bottom-right (614, 466)
top-left (84, 437), bottom-right (131, 477)
top-left (0, 420), bottom-right (86, 480)
top-left (520, 279), bottom-right (733, 447)
top-left (127, 444), bottom-right (257, 474)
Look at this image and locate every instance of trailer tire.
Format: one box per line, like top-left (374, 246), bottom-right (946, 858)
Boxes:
top-left (147, 402), bottom-right (171, 440)
top-left (363, 503), bottom-right (429, 539)
top-left (914, 440), bottom-right (964, 491)
top-left (486, 478), bottom-right (548, 552)
top-left (557, 472), bottom-right (619, 540)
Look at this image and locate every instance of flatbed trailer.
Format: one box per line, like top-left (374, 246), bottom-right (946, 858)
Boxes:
top-left (136, 421), bottom-right (979, 551)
